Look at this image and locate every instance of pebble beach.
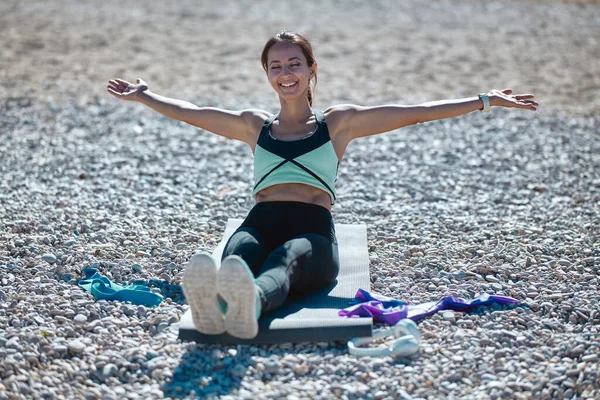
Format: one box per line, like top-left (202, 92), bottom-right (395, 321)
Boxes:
top-left (1, 1), bottom-right (599, 399)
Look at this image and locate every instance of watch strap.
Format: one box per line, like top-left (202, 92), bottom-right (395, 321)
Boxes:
top-left (478, 93), bottom-right (491, 112)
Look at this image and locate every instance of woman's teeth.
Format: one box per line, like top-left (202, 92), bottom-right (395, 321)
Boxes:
top-left (281, 82), bottom-right (297, 87)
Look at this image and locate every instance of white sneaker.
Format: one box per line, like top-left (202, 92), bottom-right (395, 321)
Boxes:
top-left (181, 252), bottom-right (226, 335)
top-left (217, 255), bottom-right (261, 339)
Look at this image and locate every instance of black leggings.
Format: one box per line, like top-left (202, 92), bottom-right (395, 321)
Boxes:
top-left (221, 201), bottom-right (340, 314)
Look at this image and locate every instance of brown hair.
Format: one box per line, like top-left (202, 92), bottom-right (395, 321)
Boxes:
top-left (261, 30), bottom-right (317, 106)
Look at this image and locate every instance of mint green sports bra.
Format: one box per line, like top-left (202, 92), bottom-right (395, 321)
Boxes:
top-left (252, 109), bottom-right (339, 205)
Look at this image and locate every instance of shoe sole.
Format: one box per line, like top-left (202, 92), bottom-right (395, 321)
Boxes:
top-left (217, 256), bottom-right (259, 339)
top-left (181, 253), bottom-right (226, 335)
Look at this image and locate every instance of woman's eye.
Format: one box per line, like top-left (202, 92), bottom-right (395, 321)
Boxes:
top-left (271, 66), bottom-right (281, 70)
top-left (291, 63), bottom-right (300, 67)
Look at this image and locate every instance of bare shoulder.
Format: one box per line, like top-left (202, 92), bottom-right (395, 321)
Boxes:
top-left (323, 104), bottom-right (361, 139)
top-left (239, 108), bottom-right (273, 141)
top-left (240, 108), bottom-right (272, 129)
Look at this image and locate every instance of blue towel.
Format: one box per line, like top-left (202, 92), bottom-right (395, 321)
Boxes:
top-left (78, 268), bottom-right (163, 307)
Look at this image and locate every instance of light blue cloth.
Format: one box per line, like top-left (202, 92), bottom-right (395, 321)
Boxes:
top-left (78, 268), bottom-right (163, 307)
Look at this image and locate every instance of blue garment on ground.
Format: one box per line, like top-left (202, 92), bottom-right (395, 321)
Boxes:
top-left (78, 268), bottom-right (163, 307)
top-left (339, 289), bottom-right (520, 325)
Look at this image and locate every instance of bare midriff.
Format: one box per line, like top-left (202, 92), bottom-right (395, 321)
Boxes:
top-left (254, 183), bottom-right (332, 211)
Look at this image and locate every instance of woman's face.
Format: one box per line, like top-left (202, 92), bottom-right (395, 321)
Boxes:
top-left (266, 42), bottom-right (315, 103)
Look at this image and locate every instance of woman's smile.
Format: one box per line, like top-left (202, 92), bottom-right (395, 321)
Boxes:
top-left (280, 81), bottom-right (298, 89)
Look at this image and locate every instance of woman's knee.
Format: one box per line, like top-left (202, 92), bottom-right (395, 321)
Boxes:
top-left (222, 227), bottom-right (271, 272)
top-left (285, 233), bottom-right (340, 288)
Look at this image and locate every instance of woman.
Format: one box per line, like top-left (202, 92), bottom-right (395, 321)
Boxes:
top-left (107, 30), bottom-right (537, 339)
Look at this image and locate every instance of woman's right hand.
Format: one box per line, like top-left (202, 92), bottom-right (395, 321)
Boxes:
top-left (106, 78), bottom-right (148, 101)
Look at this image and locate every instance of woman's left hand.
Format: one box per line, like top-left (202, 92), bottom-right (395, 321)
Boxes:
top-left (489, 88), bottom-right (538, 111)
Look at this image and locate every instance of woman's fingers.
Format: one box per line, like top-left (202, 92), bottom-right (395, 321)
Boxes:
top-left (115, 78), bottom-right (132, 88)
top-left (518, 101), bottom-right (537, 110)
top-left (515, 94), bottom-right (535, 100)
top-left (106, 87), bottom-right (122, 97)
top-left (107, 81), bottom-right (121, 90)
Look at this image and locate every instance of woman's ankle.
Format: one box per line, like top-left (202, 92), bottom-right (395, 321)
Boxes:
top-left (255, 285), bottom-right (264, 318)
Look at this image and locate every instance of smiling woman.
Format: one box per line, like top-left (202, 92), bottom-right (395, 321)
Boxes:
top-left (261, 31), bottom-right (318, 107)
top-left (106, 29), bottom-right (538, 340)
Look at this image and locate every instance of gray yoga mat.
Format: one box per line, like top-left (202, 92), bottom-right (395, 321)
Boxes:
top-left (178, 218), bottom-right (373, 344)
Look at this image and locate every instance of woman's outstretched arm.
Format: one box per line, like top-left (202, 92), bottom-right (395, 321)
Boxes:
top-left (106, 78), bottom-right (266, 145)
top-left (332, 89), bottom-right (538, 142)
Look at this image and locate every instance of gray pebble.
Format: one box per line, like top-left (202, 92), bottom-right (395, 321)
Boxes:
top-left (67, 340), bottom-right (85, 354)
top-left (146, 350), bottom-right (159, 360)
top-left (83, 321), bottom-right (100, 333)
top-left (51, 344), bottom-right (68, 354)
top-left (443, 311), bottom-right (456, 322)
top-left (103, 363), bottom-right (119, 378)
top-left (265, 360), bottom-right (280, 374)
top-left (41, 254), bottom-right (57, 263)
top-left (5, 337), bottom-right (21, 350)
top-left (132, 263), bottom-right (143, 273)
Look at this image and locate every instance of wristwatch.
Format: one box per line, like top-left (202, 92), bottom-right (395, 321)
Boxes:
top-left (478, 93), bottom-right (491, 112)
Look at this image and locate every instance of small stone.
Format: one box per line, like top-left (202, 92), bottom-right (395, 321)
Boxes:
top-left (456, 319), bottom-right (474, 328)
top-left (569, 344), bottom-right (586, 356)
top-left (156, 322), bottom-right (169, 333)
top-left (132, 263), bottom-right (143, 273)
top-left (485, 275), bottom-right (500, 283)
top-left (102, 363), bottom-right (119, 378)
top-left (64, 239), bottom-right (77, 247)
top-left (481, 373), bottom-right (497, 381)
top-left (41, 254), bottom-right (57, 264)
top-left (292, 363), bottom-right (309, 376)
top-left (52, 344), bottom-right (68, 354)
top-left (451, 270), bottom-right (466, 280)
top-left (121, 305), bottom-right (136, 316)
top-left (86, 320), bottom-right (104, 331)
top-left (6, 337), bottom-right (21, 350)
top-left (74, 314), bottom-right (87, 325)
top-left (443, 311), bottom-right (456, 322)
top-left (453, 329), bottom-right (467, 341)
top-left (265, 360), bottom-right (279, 374)
top-left (531, 352), bottom-right (545, 361)
top-left (67, 340), bottom-right (85, 354)
top-left (581, 354), bottom-right (597, 362)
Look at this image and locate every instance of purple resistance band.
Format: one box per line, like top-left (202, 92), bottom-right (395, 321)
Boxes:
top-left (339, 289), bottom-right (521, 325)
